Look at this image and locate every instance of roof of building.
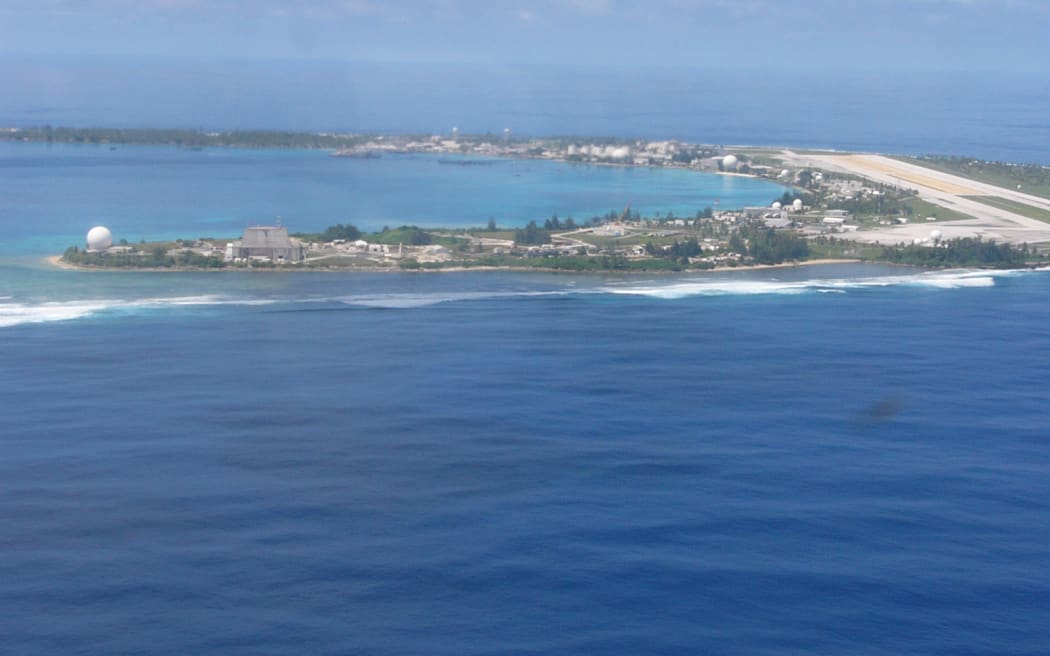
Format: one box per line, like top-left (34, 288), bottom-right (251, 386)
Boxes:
top-left (241, 226), bottom-right (293, 249)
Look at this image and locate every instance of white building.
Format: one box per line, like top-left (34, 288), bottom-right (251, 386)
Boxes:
top-left (227, 226), bottom-right (304, 263)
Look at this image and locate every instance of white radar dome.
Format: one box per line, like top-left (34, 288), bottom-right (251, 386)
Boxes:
top-left (792, 199), bottom-right (804, 211)
top-left (930, 229), bottom-right (943, 241)
top-left (722, 155), bottom-right (738, 170)
top-left (86, 226), bottom-right (113, 251)
top-left (772, 201), bottom-right (782, 209)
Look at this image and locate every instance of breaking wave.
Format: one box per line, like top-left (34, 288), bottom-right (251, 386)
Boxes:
top-left (0, 295), bottom-right (277, 328)
top-left (0, 291), bottom-right (576, 327)
top-left (0, 269), bottom-right (1040, 328)
top-left (598, 269), bottom-right (1021, 299)
top-left (329, 290), bottom-right (573, 309)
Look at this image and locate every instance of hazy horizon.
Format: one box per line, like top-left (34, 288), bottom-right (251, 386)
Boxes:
top-left (3, 1), bottom-right (1050, 74)
top-left (3, 2), bottom-right (1049, 163)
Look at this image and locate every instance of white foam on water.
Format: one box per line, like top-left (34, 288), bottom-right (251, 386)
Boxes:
top-left (1, 268), bottom-right (1040, 328)
top-left (0, 290), bottom-right (573, 326)
top-left (150, 295), bottom-right (278, 307)
top-left (602, 280), bottom-right (813, 299)
top-left (0, 295), bottom-right (279, 328)
top-left (0, 300), bottom-right (114, 328)
top-left (334, 290), bottom-right (573, 308)
top-left (599, 268), bottom-right (1030, 299)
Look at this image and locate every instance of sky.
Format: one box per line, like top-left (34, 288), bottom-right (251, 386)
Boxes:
top-left (1, 0), bottom-right (1049, 73)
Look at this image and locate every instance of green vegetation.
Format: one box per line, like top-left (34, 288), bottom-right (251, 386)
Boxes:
top-left (318, 223), bottom-right (362, 242)
top-left (902, 156), bottom-right (1050, 200)
top-left (62, 245), bottom-right (225, 268)
top-left (879, 238), bottom-right (1032, 268)
top-left (645, 238), bottom-right (701, 260)
top-left (734, 225), bottom-right (810, 264)
top-left (543, 216), bottom-right (578, 231)
top-left (514, 221), bottom-right (552, 245)
top-left (3, 127), bottom-right (377, 150)
top-left (399, 254), bottom-right (697, 272)
top-left (900, 197), bottom-right (974, 222)
top-left (807, 238), bottom-right (885, 260)
top-left (819, 183), bottom-right (915, 218)
top-left (369, 225), bottom-right (433, 245)
top-left (963, 196), bottom-right (1050, 224)
top-left (639, 222), bottom-right (808, 267)
top-left (571, 232), bottom-right (653, 248)
top-left (458, 229), bottom-right (516, 241)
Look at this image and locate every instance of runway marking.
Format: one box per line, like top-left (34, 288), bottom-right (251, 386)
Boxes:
top-left (837, 156), bottom-right (982, 195)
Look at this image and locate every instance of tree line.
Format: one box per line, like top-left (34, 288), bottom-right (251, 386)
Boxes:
top-left (879, 237), bottom-right (1031, 268)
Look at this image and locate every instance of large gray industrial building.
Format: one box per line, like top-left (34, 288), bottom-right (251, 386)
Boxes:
top-left (225, 226), bottom-right (304, 263)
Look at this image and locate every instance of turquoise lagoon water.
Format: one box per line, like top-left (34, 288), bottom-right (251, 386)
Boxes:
top-left (0, 142), bottom-right (788, 255)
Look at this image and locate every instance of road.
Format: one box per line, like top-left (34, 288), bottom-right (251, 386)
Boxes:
top-left (781, 152), bottom-right (1050, 245)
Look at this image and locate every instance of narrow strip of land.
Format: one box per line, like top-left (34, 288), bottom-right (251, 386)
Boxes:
top-left (963, 196), bottom-right (1050, 224)
top-left (900, 157), bottom-right (1050, 201)
top-left (780, 152), bottom-right (1050, 245)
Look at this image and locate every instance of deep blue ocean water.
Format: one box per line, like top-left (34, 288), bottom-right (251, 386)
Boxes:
top-left (2, 263), bottom-right (1049, 654)
top-left (2, 112), bottom-right (1050, 653)
top-left (3, 58), bottom-right (1050, 164)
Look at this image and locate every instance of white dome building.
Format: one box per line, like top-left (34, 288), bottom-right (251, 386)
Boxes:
top-left (86, 226), bottom-right (113, 252)
top-left (722, 155), bottom-right (738, 170)
top-left (771, 201), bottom-right (782, 210)
top-left (792, 199), bottom-right (804, 212)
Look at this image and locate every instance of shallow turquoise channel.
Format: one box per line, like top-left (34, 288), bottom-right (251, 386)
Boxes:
top-left (0, 143), bottom-right (790, 254)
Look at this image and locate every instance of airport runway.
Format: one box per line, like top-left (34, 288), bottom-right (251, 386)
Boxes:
top-left (782, 152), bottom-right (1050, 245)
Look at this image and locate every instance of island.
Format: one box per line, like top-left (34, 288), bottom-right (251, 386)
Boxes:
top-left (17, 127), bottom-right (1046, 272)
top-left (59, 214), bottom-right (1038, 273)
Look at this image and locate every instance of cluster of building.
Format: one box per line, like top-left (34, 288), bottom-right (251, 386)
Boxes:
top-left (321, 131), bottom-right (774, 176)
top-left (307, 239), bottom-right (454, 263)
top-left (222, 226), bottom-right (466, 265)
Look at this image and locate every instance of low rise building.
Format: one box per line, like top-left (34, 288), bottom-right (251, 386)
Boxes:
top-left (226, 226), bottom-right (304, 263)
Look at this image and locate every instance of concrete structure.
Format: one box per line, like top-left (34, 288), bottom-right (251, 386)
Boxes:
top-left (780, 151), bottom-right (1050, 245)
top-left (227, 226), bottom-right (304, 263)
top-left (86, 226), bottom-right (113, 252)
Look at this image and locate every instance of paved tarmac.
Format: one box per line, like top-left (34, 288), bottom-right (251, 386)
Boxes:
top-left (781, 152), bottom-right (1050, 245)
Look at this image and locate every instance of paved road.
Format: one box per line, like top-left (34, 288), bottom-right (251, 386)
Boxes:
top-left (782, 152), bottom-right (1050, 245)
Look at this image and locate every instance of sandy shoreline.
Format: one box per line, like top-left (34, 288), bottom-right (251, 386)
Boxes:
top-left (45, 255), bottom-right (863, 275)
top-left (47, 255), bottom-right (80, 270)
